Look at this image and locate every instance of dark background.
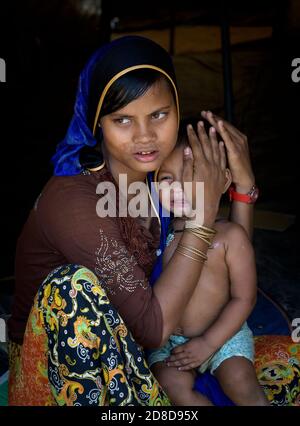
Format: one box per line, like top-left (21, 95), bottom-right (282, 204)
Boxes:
top-left (0, 0), bottom-right (299, 319)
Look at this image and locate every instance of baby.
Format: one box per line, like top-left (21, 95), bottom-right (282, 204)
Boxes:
top-left (148, 121), bottom-right (269, 406)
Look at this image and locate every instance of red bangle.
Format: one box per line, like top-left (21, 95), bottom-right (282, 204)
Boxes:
top-left (228, 185), bottom-right (259, 204)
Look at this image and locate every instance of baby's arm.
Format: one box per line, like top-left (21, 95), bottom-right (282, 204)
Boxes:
top-left (200, 222), bottom-right (257, 352)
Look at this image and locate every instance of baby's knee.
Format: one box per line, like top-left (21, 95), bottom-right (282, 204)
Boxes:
top-left (152, 362), bottom-right (195, 392)
top-left (217, 356), bottom-right (258, 392)
top-left (229, 358), bottom-right (255, 382)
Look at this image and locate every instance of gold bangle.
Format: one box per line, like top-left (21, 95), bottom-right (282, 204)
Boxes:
top-left (183, 247), bottom-right (207, 261)
top-left (184, 221), bottom-right (217, 236)
top-left (177, 243), bottom-right (208, 262)
top-left (185, 222), bottom-right (216, 233)
top-left (188, 233), bottom-right (212, 246)
top-left (184, 220), bottom-right (215, 231)
top-left (185, 230), bottom-right (212, 245)
top-left (200, 224), bottom-right (217, 233)
top-left (177, 244), bottom-right (208, 262)
top-left (184, 228), bottom-right (216, 246)
top-left (175, 247), bottom-right (205, 263)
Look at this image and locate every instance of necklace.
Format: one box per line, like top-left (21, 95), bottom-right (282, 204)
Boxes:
top-left (146, 175), bottom-right (161, 229)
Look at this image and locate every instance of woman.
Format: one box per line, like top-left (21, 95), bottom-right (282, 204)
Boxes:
top-left (8, 36), bottom-right (256, 406)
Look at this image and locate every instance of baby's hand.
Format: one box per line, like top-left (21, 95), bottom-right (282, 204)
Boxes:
top-left (165, 336), bottom-right (217, 371)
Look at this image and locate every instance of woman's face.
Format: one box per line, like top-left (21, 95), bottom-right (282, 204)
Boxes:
top-left (99, 77), bottom-right (178, 179)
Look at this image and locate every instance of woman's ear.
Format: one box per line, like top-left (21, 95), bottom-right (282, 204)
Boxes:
top-left (223, 168), bottom-right (232, 193)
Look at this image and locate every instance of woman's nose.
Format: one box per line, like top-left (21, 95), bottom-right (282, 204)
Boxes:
top-left (133, 122), bottom-right (155, 143)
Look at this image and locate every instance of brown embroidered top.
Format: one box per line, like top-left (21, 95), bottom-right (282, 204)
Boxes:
top-left (8, 168), bottom-right (163, 347)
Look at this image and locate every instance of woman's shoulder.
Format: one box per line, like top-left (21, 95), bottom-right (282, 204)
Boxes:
top-left (34, 169), bottom-right (117, 230)
top-left (39, 169), bottom-right (112, 206)
top-left (44, 171), bottom-right (100, 192)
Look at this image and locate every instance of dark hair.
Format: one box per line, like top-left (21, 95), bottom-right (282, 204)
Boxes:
top-left (176, 117), bottom-right (200, 149)
top-left (80, 69), bottom-right (175, 169)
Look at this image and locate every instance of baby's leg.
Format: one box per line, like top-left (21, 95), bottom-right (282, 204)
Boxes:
top-left (152, 362), bottom-right (213, 406)
top-left (214, 356), bottom-right (269, 406)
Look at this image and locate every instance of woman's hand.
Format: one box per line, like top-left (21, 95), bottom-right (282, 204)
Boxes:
top-left (201, 111), bottom-right (255, 192)
top-left (182, 121), bottom-right (227, 227)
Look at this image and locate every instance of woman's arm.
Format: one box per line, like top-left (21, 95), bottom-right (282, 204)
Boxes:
top-left (37, 178), bottom-right (165, 349)
top-left (229, 188), bottom-right (254, 240)
top-left (201, 111), bottom-right (256, 240)
top-left (153, 123), bottom-right (227, 346)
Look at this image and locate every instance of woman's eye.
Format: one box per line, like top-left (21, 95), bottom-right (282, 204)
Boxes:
top-left (152, 111), bottom-right (168, 120)
top-left (114, 117), bottom-right (131, 125)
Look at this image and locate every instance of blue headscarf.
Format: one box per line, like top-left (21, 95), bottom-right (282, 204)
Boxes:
top-left (51, 35), bottom-right (179, 176)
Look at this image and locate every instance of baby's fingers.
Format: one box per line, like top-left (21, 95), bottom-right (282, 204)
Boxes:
top-left (166, 356), bottom-right (190, 368)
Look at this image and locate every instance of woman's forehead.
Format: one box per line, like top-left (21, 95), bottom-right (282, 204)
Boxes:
top-left (113, 79), bottom-right (175, 115)
top-left (93, 67), bottom-right (179, 133)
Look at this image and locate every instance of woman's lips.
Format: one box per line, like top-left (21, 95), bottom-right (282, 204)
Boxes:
top-left (133, 151), bottom-right (159, 163)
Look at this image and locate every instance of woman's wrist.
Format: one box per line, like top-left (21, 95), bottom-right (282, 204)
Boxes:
top-left (183, 220), bottom-right (217, 252)
top-left (183, 207), bottom-right (216, 228)
top-left (203, 205), bottom-right (219, 228)
top-left (233, 174), bottom-right (255, 194)
top-left (234, 183), bottom-right (255, 194)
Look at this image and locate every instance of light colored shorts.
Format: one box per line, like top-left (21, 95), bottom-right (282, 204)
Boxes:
top-left (147, 322), bottom-right (254, 375)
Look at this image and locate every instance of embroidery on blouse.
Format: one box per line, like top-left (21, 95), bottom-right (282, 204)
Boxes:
top-left (95, 229), bottom-right (148, 296)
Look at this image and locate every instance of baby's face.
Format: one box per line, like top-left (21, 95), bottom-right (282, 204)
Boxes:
top-left (156, 146), bottom-right (191, 216)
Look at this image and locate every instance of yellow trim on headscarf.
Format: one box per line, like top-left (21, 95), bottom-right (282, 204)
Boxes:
top-left (92, 64), bottom-right (180, 135)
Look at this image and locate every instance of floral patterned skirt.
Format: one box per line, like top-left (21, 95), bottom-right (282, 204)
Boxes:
top-left (8, 264), bottom-right (300, 406)
top-left (8, 264), bottom-right (170, 406)
top-left (254, 335), bottom-right (300, 406)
